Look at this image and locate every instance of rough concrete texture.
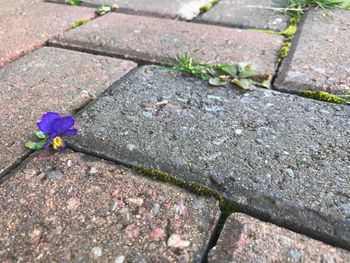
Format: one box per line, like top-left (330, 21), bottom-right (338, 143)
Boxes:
top-left (0, 47), bottom-right (136, 176)
top-left (208, 213), bottom-right (350, 262)
top-left (0, 151), bottom-right (220, 262)
top-left (0, 0), bottom-right (96, 67)
top-left (70, 66), bottom-right (350, 249)
top-left (47, 0), bottom-right (214, 20)
top-left (51, 13), bottom-right (284, 75)
top-left (197, 0), bottom-right (289, 31)
top-left (275, 9), bottom-right (350, 94)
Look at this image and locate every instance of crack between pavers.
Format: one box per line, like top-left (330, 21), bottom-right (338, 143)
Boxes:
top-left (0, 151), bottom-right (34, 184)
top-left (47, 42), bottom-right (158, 67)
top-left (271, 11), bottom-right (305, 92)
top-left (44, 0), bottom-right (195, 21)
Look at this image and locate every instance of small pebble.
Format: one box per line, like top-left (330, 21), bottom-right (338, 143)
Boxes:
top-left (235, 129), bottom-right (243, 135)
top-left (152, 203), bottom-right (161, 214)
top-left (283, 168), bottom-right (295, 179)
top-left (126, 198), bottom-right (144, 207)
top-left (91, 247), bottom-right (102, 257)
top-left (47, 170), bottom-right (64, 180)
top-left (288, 248), bottom-right (302, 262)
top-left (115, 255), bottom-right (125, 263)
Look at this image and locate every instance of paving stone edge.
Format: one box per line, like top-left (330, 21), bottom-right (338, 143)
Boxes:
top-left (45, 0), bottom-right (191, 20)
top-left (274, 9), bottom-right (313, 93)
top-left (48, 43), bottom-right (151, 66)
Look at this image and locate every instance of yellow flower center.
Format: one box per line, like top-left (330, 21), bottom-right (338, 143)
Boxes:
top-left (52, 136), bottom-right (64, 150)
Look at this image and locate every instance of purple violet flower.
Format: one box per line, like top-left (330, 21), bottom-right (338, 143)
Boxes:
top-left (37, 112), bottom-right (77, 150)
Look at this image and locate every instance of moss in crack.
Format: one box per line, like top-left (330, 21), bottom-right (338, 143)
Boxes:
top-left (206, 200), bottom-right (236, 255)
top-left (280, 13), bottom-right (300, 37)
top-left (278, 41), bottom-right (291, 62)
top-left (300, 90), bottom-right (349, 105)
top-left (200, 0), bottom-right (218, 14)
top-left (278, 13), bottom-right (300, 62)
top-left (69, 19), bottom-right (89, 30)
top-left (133, 166), bottom-right (224, 206)
top-left (249, 12), bottom-right (300, 38)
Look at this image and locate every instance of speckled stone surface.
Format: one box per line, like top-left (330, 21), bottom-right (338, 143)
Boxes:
top-left (0, 0), bottom-right (96, 67)
top-left (0, 47), bottom-right (136, 176)
top-left (69, 66), bottom-right (350, 249)
top-left (0, 151), bottom-right (220, 262)
top-left (208, 213), bottom-right (350, 262)
top-left (197, 0), bottom-right (289, 31)
top-left (51, 13), bottom-right (284, 75)
top-left (275, 9), bottom-right (350, 94)
top-left (47, 0), bottom-right (214, 20)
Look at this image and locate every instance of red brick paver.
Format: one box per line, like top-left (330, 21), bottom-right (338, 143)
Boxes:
top-left (0, 151), bottom-right (220, 262)
top-left (208, 213), bottom-right (350, 262)
top-left (0, 1), bottom-right (96, 67)
top-left (0, 47), bottom-right (136, 175)
top-left (51, 13), bottom-right (284, 75)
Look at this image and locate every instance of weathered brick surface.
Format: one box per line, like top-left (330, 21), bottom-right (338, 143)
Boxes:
top-left (47, 0), bottom-right (214, 20)
top-left (51, 13), bottom-right (284, 75)
top-left (0, 47), bottom-right (136, 175)
top-left (0, 151), bottom-right (220, 262)
top-left (275, 9), bottom-right (350, 94)
top-left (69, 66), bottom-right (350, 249)
top-left (0, 0), bottom-right (95, 67)
top-left (197, 0), bottom-right (289, 31)
top-left (208, 213), bottom-right (350, 262)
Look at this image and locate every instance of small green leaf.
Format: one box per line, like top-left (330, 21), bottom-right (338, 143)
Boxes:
top-left (231, 78), bottom-right (251, 90)
top-left (218, 64), bottom-right (237, 76)
top-left (25, 139), bottom-right (48, 150)
top-left (250, 79), bottom-right (271, 89)
top-left (66, 0), bottom-right (82, 6)
top-left (207, 68), bottom-right (221, 77)
top-left (237, 62), bottom-right (256, 78)
top-left (35, 131), bottom-right (46, 139)
top-left (209, 77), bottom-right (229, 86)
top-left (96, 5), bottom-right (112, 16)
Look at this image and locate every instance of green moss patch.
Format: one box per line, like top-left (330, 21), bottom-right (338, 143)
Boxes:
top-left (69, 19), bottom-right (88, 30)
top-left (200, 0), bottom-right (218, 13)
top-left (133, 165), bottom-right (225, 207)
top-left (300, 90), bottom-right (349, 105)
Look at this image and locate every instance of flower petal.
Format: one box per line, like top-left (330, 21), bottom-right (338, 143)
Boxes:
top-left (37, 112), bottom-right (61, 134)
top-left (64, 129), bottom-right (78, 136)
top-left (52, 116), bottom-right (75, 135)
top-left (43, 133), bottom-right (56, 149)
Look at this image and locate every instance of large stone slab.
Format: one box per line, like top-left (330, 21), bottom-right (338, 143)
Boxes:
top-left (51, 13), bottom-right (284, 75)
top-left (0, 0), bottom-right (96, 67)
top-left (208, 213), bottom-right (350, 262)
top-left (197, 0), bottom-right (289, 31)
top-left (275, 9), bottom-right (350, 94)
top-left (0, 151), bottom-right (220, 262)
top-left (0, 47), bottom-right (136, 176)
top-left (47, 0), bottom-right (214, 20)
top-left (70, 66), bottom-right (350, 249)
